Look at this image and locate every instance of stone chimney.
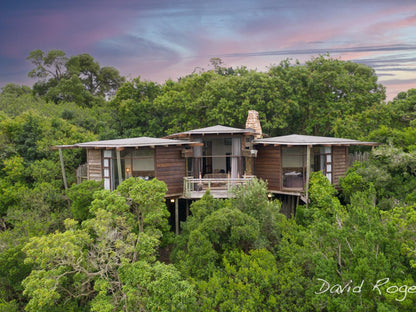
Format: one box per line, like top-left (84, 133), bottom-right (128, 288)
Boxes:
top-left (245, 110), bottom-right (262, 139)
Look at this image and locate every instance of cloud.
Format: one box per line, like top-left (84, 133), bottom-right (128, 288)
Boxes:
top-left (94, 34), bottom-right (180, 59)
top-left (222, 44), bottom-right (416, 58)
top-left (382, 78), bottom-right (416, 85)
top-left (1, 0), bottom-right (416, 99)
top-left (374, 67), bottom-right (416, 72)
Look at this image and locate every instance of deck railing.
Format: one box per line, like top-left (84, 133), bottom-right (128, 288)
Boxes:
top-left (76, 163), bottom-right (88, 184)
top-left (183, 176), bottom-right (254, 198)
top-left (348, 151), bottom-right (370, 166)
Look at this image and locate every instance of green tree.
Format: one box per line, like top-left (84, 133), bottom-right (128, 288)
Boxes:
top-left (0, 84), bottom-right (31, 98)
top-left (382, 205), bottom-right (416, 269)
top-left (21, 179), bottom-right (185, 311)
top-left (340, 146), bottom-right (416, 209)
top-left (116, 177), bottom-right (169, 236)
top-left (197, 249), bottom-right (279, 311)
top-left (119, 260), bottom-right (197, 311)
top-left (231, 178), bottom-right (283, 251)
top-left (27, 50), bottom-right (68, 83)
top-left (27, 49), bottom-right (124, 105)
top-left (268, 56), bottom-right (385, 136)
top-left (172, 179), bottom-right (283, 280)
top-left (66, 180), bottom-right (103, 221)
top-left (66, 53), bottom-right (125, 98)
top-left (109, 55), bottom-right (385, 138)
top-left (110, 77), bottom-right (163, 137)
top-left (283, 172), bottom-right (414, 311)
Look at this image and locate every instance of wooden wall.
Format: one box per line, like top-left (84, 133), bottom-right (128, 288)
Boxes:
top-left (254, 145), bottom-right (281, 191)
top-left (87, 149), bottom-right (102, 181)
top-left (254, 145), bottom-right (350, 192)
top-left (332, 146), bottom-right (348, 186)
top-left (155, 146), bottom-right (186, 196)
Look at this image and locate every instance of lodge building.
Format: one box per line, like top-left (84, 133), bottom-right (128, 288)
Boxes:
top-left (55, 111), bottom-right (377, 232)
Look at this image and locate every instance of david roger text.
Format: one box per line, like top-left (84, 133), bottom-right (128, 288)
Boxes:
top-left (315, 278), bottom-right (416, 301)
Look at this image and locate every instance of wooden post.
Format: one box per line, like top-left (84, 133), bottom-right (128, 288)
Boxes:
top-left (116, 149), bottom-right (122, 185)
top-left (296, 196), bottom-right (299, 213)
top-left (175, 198), bottom-right (179, 235)
top-left (305, 145), bottom-right (311, 208)
top-left (59, 148), bottom-right (68, 190)
top-left (186, 200), bottom-right (189, 218)
top-left (291, 195), bottom-right (295, 216)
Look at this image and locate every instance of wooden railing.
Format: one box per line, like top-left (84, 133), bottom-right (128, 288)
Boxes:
top-left (348, 151), bottom-right (370, 166)
top-left (183, 176), bottom-right (254, 198)
top-left (76, 163), bottom-right (88, 184)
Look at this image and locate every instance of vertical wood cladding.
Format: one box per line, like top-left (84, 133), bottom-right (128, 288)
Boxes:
top-left (332, 146), bottom-right (348, 186)
top-left (255, 145), bottom-right (281, 191)
top-left (155, 146), bottom-right (186, 196)
top-left (87, 149), bottom-right (102, 181)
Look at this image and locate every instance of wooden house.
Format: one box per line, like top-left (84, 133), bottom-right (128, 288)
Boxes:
top-left (253, 135), bottom-right (377, 213)
top-left (55, 111), bottom-right (378, 230)
top-left (254, 134), bottom-right (376, 194)
top-left (55, 137), bottom-right (199, 197)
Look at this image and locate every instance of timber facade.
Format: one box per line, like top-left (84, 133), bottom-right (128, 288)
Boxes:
top-left (255, 145), bottom-right (281, 192)
top-left (155, 146), bottom-right (186, 197)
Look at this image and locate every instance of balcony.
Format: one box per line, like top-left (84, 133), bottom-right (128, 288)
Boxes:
top-left (183, 176), bottom-right (254, 199)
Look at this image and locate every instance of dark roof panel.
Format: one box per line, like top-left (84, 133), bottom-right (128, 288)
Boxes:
top-left (54, 137), bottom-right (196, 149)
top-left (166, 125), bottom-right (256, 138)
top-left (254, 134), bottom-right (378, 146)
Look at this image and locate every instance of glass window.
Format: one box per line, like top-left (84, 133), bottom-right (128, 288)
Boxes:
top-left (104, 149), bottom-right (156, 189)
top-left (312, 146), bottom-right (332, 183)
top-left (132, 150), bottom-right (155, 171)
top-left (282, 147), bottom-right (305, 189)
top-left (326, 164), bottom-right (332, 172)
top-left (104, 179), bottom-right (110, 190)
top-left (123, 149), bottom-right (155, 179)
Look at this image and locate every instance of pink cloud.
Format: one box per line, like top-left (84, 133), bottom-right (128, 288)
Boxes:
top-left (357, 5), bottom-right (416, 43)
top-left (383, 80), bottom-right (416, 101)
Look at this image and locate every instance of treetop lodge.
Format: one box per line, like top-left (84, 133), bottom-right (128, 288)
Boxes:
top-left (54, 110), bottom-right (378, 233)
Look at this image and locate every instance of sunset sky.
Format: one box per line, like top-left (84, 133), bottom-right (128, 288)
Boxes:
top-left (1, 0), bottom-right (416, 101)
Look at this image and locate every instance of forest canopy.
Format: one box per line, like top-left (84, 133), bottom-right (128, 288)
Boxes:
top-left (1, 50), bottom-right (416, 311)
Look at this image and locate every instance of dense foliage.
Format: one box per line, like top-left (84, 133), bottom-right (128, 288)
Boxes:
top-left (109, 55), bottom-right (384, 138)
top-left (1, 51), bottom-right (416, 310)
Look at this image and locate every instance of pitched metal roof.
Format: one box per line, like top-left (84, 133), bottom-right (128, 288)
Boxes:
top-left (54, 137), bottom-right (196, 149)
top-left (166, 125), bottom-right (256, 138)
top-left (254, 134), bottom-right (379, 146)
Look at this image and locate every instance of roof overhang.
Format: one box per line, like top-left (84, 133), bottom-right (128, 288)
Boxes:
top-left (52, 137), bottom-right (202, 150)
top-left (165, 125), bottom-right (258, 139)
top-left (254, 134), bottom-right (379, 147)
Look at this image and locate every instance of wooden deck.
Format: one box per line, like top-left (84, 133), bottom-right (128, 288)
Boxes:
top-left (183, 177), bottom-right (254, 199)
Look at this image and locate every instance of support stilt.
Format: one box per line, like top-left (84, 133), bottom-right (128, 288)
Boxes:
top-left (59, 148), bottom-right (68, 190)
top-left (116, 149), bottom-right (122, 184)
top-left (175, 199), bottom-right (179, 235)
top-left (305, 145), bottom-right (311, 209)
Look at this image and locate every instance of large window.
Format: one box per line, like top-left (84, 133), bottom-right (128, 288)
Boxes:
top-left (313, 146), bottom-right (332, 182)
top-left (102, 149), bottom-right (155, 190)
top-left (281, 146), bottom-right (333, 190)
top-left (192, 138), bottom-right (243, 179)
top-left (282, 147), bottom-right (305, 189)
top-left (203, 138), bottom-right (232, 176)
top-left (123, 150), bottom-right (155, 179)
